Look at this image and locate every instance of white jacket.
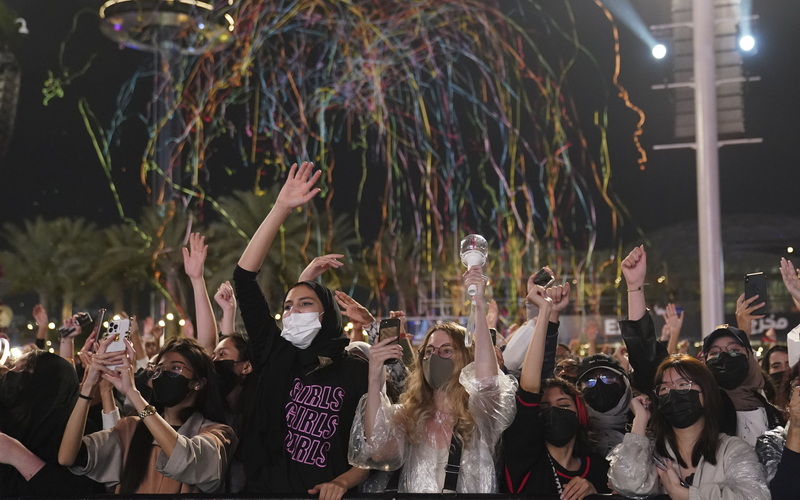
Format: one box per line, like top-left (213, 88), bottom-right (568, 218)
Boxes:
top-left (608, 432), bottom-right (770, 500)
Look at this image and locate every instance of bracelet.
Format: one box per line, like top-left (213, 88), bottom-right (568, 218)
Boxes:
top-left (627, 287), bottom-right (644, 293)
top-left (78, 393), bottom-right (93, 401)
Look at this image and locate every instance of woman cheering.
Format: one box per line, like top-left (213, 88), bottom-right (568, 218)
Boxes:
top-left (349, 265), bottom-right (518, 493)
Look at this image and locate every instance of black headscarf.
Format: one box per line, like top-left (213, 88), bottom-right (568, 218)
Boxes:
top-left (257, 281), bottom-right (349, 467)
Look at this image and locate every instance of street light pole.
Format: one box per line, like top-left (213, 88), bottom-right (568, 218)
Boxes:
top-left (693, 0), bottom-right (725, 334)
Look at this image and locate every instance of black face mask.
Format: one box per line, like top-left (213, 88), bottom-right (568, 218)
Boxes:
top-left (540, 406), bottom-right (580, 447)
top-left (769, 370), bottom-right (789, 388)
top-left (151, 372), bottom-right (192, 408)
top-left (706, 352), bottom-right (749, 390)
top-left (214, 360), bottom-right (241, 395)
top-left (658, 389), bottom-right (704, 429)
top-left (582, 382), bottom-right (626, 413)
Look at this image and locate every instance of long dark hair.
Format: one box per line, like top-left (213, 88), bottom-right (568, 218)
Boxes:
top-left (652, 355), bottom-right (722, 468)
top-left (119, 337), bottom-right (225, 493)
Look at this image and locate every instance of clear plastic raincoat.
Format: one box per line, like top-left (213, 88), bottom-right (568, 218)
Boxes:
top-left (348, 362), bottom-right (517, 493)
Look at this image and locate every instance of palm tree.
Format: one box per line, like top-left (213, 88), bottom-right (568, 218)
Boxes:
top-left (0, 217), bottom-right (99, 320)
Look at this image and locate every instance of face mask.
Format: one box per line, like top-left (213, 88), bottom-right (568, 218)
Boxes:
top-left (769, 370), bottom-right (788, 387)
top-left (582, 381), bottom-right (626, 413)
top-left (540, 406), bottom-right (580, 447)
top-left (657, 389), bottom-right (704, 429)
top-left (151, 372), bottom-right (192, 408)
top-left (422, 355), bottom-right (455, 390)
top-left (280, 312), bottom-right (322, 349)
top-left (706, 352), bottom-right (749, 390)
top-left (214, 360), bottom-right (241, 395)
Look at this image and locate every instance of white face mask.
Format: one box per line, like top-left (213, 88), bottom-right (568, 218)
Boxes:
top-left (280, 311), bottom-right (322, 349)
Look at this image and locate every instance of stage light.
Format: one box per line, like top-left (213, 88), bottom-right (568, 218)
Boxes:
top-left (788, 246), bottom-right (795, 254)
top-left (738, 35), bottom-right (755, 52)
top-left (652, 43), bottom-right (667, 60)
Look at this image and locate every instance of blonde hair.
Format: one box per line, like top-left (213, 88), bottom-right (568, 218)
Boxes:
top-left (398, 322), bottom-right (476, 446)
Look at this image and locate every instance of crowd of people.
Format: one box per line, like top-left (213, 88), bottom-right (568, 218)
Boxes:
top-left (1, 162), bottom-right (799, 499)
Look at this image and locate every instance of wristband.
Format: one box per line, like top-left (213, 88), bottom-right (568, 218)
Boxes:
top-left (78, 393), bottom-right (93, 401)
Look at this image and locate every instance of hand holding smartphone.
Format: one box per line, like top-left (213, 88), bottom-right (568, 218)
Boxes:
top-left (744, 272), bottom-right (768, 316)
top-left (103, 313), bottom-right (132, 371)
top-left (378, 318), bottom-right (401, 365)
top-left (532, 268), bottom-right (555, 288)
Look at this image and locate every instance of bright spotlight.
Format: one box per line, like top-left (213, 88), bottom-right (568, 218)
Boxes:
top-left (651, 43), bottom-right (667, 60)
top-left (739, 35), bottom-right (756, 52)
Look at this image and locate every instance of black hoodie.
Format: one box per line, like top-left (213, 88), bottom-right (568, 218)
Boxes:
top-left (234, 266), bottom-right (368, 494)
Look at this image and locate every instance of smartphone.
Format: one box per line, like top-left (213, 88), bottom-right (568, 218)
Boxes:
top-left (532, 268), bottom-right (555, 288)
top-left (399, 337), bottom-right (416, 367)
top-left (379, 318), bottom-right (401, 365)
top-left (744, 272), bottom-right (767, 316)
top-left (489, 327), bottom-right (498, 346)
top-left (103, 314), bottom-right (130, 371)
top-left (652, 455), bottom-right (668, 471)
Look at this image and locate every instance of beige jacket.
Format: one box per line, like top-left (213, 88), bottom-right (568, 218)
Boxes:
top-left (70, 412), bottom-right (237, 494)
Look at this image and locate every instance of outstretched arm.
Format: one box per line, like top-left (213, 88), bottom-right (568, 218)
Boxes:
top-left (213, 281), bottom-right (237, 337)
top-left (183, 232), bottom-right (218, 355)
top-left (463, 265), bottom-right (497, 379)
top-left (298, 254), bottom-right (344, 282)
top-left (238, 162), bottom-right (322, 272)
top-left (519, 285), bottom-right (553, 393)
top-left (621, 245), bottom-right (647, 321)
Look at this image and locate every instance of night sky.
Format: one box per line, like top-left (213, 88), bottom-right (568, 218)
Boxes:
top-left (1, 0), bottom-right (798, 237)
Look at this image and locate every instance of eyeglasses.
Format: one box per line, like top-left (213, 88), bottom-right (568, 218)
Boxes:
top-left (556, 365), bottom-right (579, 375)
top-left (655, 379), bottom-right (695, 396)
top-left (706, 343), bottom-right (746, 359)
top-left (422, 344), bottom-right (455, 360)
top-left (580, 373), bottom-right (620, 389)
top-left (146, 362), bottom-right (194, 380)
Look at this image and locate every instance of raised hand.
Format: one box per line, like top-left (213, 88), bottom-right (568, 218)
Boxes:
top-left (82, 336), bottom-right (125, 391)
top-left (182, 232), bottom-right (208, 280)
top-left (100, 340), bottom-right (137, 397)
top-left (299, 254), bottom-right (345, 282)
top-left (526, 283), bottom-right (552, 309)
top-left (32, 304), bottom-right (48, 327)
top-left (214, 281), bottom-right (237, 312)
top-left (780, 257), bottom-right (800, 310)
top-left (334, 291), bottom-right (374, 328)
top-left (463, 265), bottom-right (488, 303)
top-left (546, 283), bottom-right (571, 322)
top-left (621, 245), bottom-right (646, 289)
top-left (735, 293), bottom-right (765, 335)
top-left (275, 162), bottom-right (323, 211)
